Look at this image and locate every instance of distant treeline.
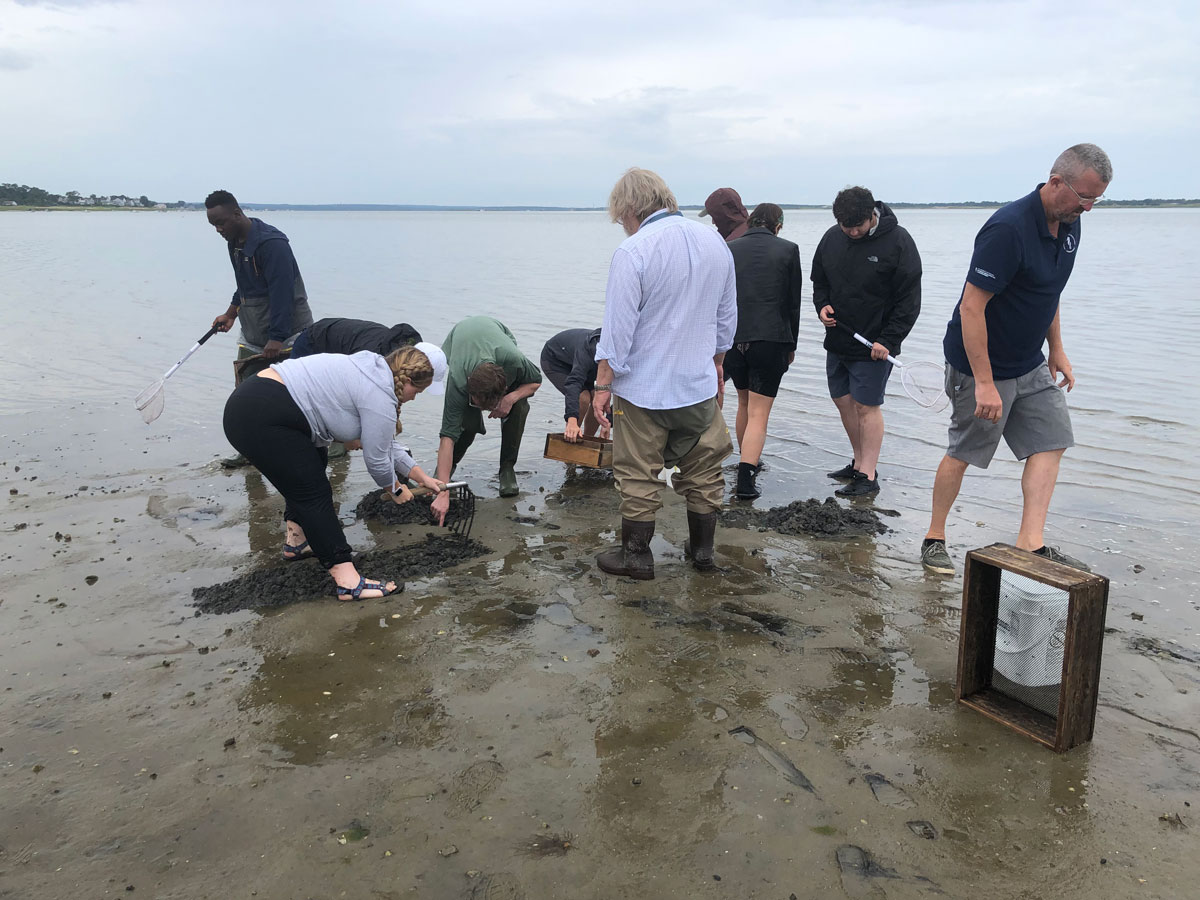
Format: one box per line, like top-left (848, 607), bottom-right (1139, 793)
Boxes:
top-left (4, 182), bottom-right (1197, 211)
top-left (0, 183), bottom-right (179, 208)
top-left (885, 199), bottom-right (1200, 209)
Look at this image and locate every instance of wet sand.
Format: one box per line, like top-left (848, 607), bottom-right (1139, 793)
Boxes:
top-left (2, 445), bottom-right (1196, 900)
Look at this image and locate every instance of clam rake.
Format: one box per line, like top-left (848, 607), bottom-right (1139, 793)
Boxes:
top-left (409, 481), bottom-right (476, 538)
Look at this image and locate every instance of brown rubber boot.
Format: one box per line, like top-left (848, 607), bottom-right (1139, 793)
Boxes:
top-left (683, 510), bottom-right (718, 571)
top-left (596, 518), bottom-right (655, 580)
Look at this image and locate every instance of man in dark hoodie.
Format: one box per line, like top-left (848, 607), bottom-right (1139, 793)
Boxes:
top-left (812, 186), bottom-right (922, 498)
top-left (207, 189), bottom-right (314, 467)
top-left (699, 187), bottom-right (749, 242)
top-left (540, 327), bottom-right (606, 443)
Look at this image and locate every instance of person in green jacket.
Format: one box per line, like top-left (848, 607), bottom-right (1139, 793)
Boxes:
top-left (430, 317), bottom-right (542, 521)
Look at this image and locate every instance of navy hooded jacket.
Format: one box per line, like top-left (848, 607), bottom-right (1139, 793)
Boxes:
top-left (227, 218), bottom-right (312, 346)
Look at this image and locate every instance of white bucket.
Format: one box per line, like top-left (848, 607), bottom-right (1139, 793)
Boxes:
top-left (994, 572), bottom-right (1070, 687)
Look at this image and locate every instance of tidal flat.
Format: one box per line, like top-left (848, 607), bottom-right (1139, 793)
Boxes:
top-left (2, 208), bottom-right (1197, 898)
top-left (1, 450), bottom-right (1196, 900)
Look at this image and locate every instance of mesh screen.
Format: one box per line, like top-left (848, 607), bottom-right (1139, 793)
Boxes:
top-left (991, 572), bottom-right (1069, 718)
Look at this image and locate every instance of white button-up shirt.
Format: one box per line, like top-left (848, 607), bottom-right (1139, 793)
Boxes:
top-left (596, 210), bottom-right (737, 410)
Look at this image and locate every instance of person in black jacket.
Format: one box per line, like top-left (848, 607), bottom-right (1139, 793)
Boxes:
top-left (540, 328), bottom-right (608, 443)
top-left (290, 317), bottom-right (422, 359)
top-left (726, 203), bottom-right (803, 499)
top-left (812, 187), bottom-right (922, 498)
top-left (288, 318), bottom-right (439, 460)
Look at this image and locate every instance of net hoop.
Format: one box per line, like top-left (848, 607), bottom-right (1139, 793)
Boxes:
top-left (899, 361), bottom-right (948, 412)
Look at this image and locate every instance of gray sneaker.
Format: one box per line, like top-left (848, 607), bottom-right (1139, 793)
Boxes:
top-left (921, 539), bottom-right (955, 575)
top-left (1033, 545), bottom-right (1091, 572)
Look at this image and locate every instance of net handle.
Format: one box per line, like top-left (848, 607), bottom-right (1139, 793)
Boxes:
top-left (834, 319), bottom-right (904, 367)
top-left (160, 325), bottom-right (221, 382)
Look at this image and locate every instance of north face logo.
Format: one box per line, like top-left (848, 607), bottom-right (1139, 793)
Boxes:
top-left (867, 256), bottom-right (878, 263)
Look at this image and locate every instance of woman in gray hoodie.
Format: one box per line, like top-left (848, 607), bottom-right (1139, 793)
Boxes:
top-left (223, 344), bottom-right (447, 601)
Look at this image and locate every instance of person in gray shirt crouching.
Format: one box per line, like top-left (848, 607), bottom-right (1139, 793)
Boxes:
top-left (223, 346), bottom-right (446, 601)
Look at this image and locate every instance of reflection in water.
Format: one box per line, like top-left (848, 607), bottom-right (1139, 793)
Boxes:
top-left (592, 642), bottom-right (726, 853)
top-left (241, 469), bottom-right (280, 555)
top-left (240, 613), bottom-right (443, 766)
top-left (240, 455), bottom-right (353, 557)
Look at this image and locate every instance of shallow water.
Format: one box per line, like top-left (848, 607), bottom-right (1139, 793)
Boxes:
top-left (1, 206), bottom-right (1196, 642)
top-left (1, 200), bottom-right (1198, 896)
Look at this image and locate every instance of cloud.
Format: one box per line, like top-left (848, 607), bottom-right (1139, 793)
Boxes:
top-left (14, 0), bottom-right (125, 7)
top-left (0, 0), bottom-right (1196, 202)
top-left (0, 47), bottom-right (33, 70)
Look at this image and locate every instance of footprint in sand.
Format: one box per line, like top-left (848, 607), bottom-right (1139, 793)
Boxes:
top-left (836, 844), bottom-right (939, 897)
top-left (394, 698), bottom-right (447, 747)
top-left (835, 845), bottom-right (890, 900)
top-left (470, 871), bottom-right (525, 899)
top-left (863, 773), bottom-right (917, 809)
top-left (448, 759), bottom-right (505, 814)
top-left (766, 692), bottom-right (809, 740)
top-left (906, 820), bottom-right (938, 840)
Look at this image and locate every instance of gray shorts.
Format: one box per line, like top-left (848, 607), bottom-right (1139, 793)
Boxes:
top-left (945, 363), bottom-right (1074, 468)
top-left (827, 353), bottom-right (893, 406)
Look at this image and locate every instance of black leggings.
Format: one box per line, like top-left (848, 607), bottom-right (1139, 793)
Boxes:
top-left (223, 377), bottom-right (352, 568)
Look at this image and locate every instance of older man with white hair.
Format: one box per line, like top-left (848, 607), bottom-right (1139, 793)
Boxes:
top-left (921, 143), bottom-right (1113, 575)
top-left (592, 168), bottom-right (737, 580)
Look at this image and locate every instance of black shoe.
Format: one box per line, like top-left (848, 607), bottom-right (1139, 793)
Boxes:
top-left (734, 461), bottom-right (761, 500)
top-left (827, 460), bottom-right (857, 481)
top-left (835, 470), bottom-right (879, 498)
top-left (1033, 545), bottom-right (1091, 572)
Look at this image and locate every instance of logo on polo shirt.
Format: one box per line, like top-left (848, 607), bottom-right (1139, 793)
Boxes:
top-left (1064, 234), bottom-right (1077, 253)
top-left (974, 266), bottom-right (996, 280)
top-left (867, 256), bottom-right (878, 263)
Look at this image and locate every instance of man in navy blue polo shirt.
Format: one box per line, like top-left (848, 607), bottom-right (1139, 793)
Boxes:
top-left (921, 144), bottom-right (1112, 575)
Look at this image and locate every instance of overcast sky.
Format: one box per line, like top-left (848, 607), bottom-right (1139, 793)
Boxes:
top-left (1, 0), bottom-right (1196, 206)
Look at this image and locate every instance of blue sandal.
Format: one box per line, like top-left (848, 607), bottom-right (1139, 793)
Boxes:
top-left (282, 540), bottom-right (314, 561)
top-left (335, 576), bottom-right (399, 602)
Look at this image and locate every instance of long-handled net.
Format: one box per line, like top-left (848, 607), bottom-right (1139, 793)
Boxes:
top-left (135, 326), bottom-right (219, 423)
top-left (836, 321), bottom-right (948, 412)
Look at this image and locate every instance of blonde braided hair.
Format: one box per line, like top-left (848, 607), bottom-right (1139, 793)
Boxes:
top-left (385, 345), bottom-right (434, 434)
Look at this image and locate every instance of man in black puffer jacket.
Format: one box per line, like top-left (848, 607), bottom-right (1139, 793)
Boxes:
top-left (811, 186), bottom-right (922, 497)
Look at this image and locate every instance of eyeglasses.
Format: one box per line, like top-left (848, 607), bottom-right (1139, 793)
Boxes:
top-left (1060, 178), bottom-right (1104, 206)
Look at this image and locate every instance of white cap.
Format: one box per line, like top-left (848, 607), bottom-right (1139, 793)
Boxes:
top-left (414, 341), bottom-right (447, 395)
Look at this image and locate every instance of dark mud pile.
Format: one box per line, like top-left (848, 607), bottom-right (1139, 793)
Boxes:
top-left (721, 497), bottom-right (887, 537)
top-left (192, 534), bottom-right (490, 614)
top-left (355, 488), bottom-right (468, 530)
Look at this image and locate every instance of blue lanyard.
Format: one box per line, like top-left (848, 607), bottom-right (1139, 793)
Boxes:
top-left (640, 210), bottom-right (683, 228)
